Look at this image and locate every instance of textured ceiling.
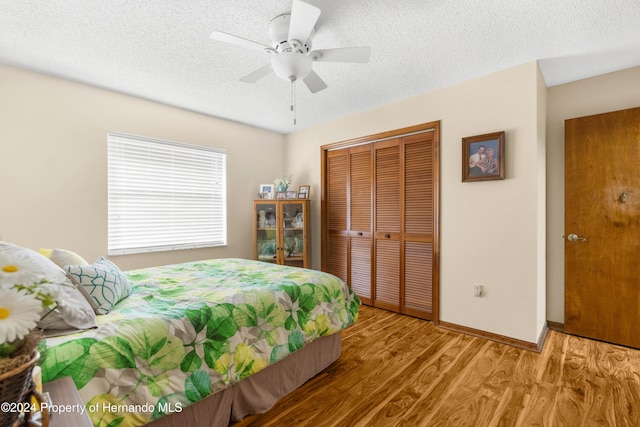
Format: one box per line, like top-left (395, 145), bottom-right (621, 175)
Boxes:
top-left (1, 1), bottom-right (639, 134)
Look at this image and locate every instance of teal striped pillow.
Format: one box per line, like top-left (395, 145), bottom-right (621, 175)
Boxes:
top-left (66, 257), bottom-right (131, 314)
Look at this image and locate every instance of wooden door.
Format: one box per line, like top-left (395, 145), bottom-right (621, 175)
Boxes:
top-left (565, 106), bottom-right (640, 348)
top-left (373, 139), bottom-right (401, 312)
top-left (349, 145), bottom-right (373, 304)
top-left (403, 133), bottom-right (434, 319)
top-left (322, 121), bottom-right (440, 322)
top-left (325, 146), bottom-right (373, 304)
top-left (325, 150), bottom-right (348, 282)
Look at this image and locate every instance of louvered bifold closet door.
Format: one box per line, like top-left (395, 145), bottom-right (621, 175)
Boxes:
top-left (326, 150), bottom-right (348, 282)
top-left (349, 145), bottom-right (373, 304)
top-left (403, 133), bottom-right (434, 320)
top-left (323, 122), bottom-right (439, 321)
top-left (374, 139), bottom-right (401, 312)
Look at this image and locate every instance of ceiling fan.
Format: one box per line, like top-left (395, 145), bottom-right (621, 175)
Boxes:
top-left (210, 0), bottom-right (371, 124)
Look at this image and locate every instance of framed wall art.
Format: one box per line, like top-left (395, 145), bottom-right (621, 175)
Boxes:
top-left (462, 131), bottom-right (505, 182)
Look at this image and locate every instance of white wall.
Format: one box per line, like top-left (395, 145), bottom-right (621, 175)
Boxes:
top-left (0, 64), bottom-right (285, 271)
top-left (286, 62), bottom-right (546, 344)
top-left (545, 66), bottom-right (640, 323)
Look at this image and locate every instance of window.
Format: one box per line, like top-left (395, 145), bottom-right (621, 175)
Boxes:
top-left (107, 132), bottom-right (226, 255)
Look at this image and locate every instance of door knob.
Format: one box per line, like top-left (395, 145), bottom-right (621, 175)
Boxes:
top-left (567, 233), bottom-right (587, 242)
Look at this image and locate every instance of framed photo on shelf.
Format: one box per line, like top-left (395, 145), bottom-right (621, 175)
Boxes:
top-left (462, 131), bottom-right (505, 182)
top-left (298, 185), bottom-right (310, 199)
top-left (286, 190), bottom-right (298, 199)
top-left (259, 184), bottom-right (275, 199)
top-left (276, 191), bottom-right (287, 199)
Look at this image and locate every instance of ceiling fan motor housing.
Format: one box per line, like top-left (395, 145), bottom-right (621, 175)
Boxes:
top-left (269, 14), bottom-right (314, 53)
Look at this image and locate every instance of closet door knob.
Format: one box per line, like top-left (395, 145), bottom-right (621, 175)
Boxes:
top-left (384, 234), bottom-right (391, 239)
top-left (357, 232), bottom-right (363, 236)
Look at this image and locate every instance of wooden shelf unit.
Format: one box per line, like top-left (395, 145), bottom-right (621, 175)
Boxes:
top-left (254, 199), bottom-right (310, 268)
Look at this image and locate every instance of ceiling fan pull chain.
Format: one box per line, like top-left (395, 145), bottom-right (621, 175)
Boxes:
top-left (290, 76), bottom-right (297, 125)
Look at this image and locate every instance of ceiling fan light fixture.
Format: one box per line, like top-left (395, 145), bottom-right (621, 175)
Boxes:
top-left (271, 52), bottom-right (312, 81)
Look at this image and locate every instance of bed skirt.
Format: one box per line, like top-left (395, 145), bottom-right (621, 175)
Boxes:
top-left (147, 333), bottom-right (342, 427)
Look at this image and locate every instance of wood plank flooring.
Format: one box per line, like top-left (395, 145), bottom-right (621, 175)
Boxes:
top-left (233, 305), bottom-right (640, 426)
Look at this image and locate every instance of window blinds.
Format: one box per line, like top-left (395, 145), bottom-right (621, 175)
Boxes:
top-left (107, 132), bottom-right (227, 255)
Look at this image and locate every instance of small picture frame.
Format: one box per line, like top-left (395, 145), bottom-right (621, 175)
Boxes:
top-left (462, 131), bottom-right (505, 182)
top-left (276, 191), bottom-right (287, 199)
top-left (259, 184), bottom-right (275, 198)
top-left (298, 185), bottom-right (310, 199)
top-left (286, 190), bottom-right (298, 199)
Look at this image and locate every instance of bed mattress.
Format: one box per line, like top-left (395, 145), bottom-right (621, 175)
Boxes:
top-left (40, 258), bottom-right (360, 426)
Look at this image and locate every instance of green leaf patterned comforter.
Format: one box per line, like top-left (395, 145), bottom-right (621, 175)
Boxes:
top-left (40, 258), bottom-right (360, 426)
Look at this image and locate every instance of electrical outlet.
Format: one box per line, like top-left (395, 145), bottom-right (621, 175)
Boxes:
top-left (474, 284), bottom-right (483, 297)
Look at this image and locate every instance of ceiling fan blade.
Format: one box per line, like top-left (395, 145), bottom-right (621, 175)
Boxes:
top-left (239, 64), bottom-right (273, 83)
top-left (210, 30), bottom-right (272, 53)
top-left (311, 47), bottom-right (371, 63)
top-left (303, 70), bottom-right (327, 93)
top-left (288, 0), bottom-right (321, 46)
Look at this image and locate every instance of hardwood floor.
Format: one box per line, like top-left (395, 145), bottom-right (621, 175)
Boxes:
top-left (233, 305), bottom-right (640, 426)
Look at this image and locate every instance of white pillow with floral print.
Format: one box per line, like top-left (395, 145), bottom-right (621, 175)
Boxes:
top-left (0, 241), bottom-right (97, 330)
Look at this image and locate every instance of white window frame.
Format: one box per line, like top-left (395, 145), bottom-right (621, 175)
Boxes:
top-left (107, 132), bottom-right (226, 255)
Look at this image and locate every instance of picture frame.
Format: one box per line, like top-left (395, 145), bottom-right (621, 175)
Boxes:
top-left (462, 131), bottom-right (505, 182)
top-left (286, 190), bottom-right (298, 199)
top-left (298, 185), bottom-right (310, 199)
top-left (259, 184), bottom-right (275, 199)
top-left (276, 191), bottom-right (287, 199)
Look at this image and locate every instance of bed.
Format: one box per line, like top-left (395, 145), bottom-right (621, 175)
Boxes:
top-left (39, 258), bottom-right (360, 427)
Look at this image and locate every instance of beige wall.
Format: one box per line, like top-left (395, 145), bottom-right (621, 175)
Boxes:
top-left (536, 65), bottom-right (548, 336)
top-left (546, 66), bottom-right (640, 323)
top-left (6, 57), bottom-right (637, 344)
top-left (0, 64), bottom-right (285, 271)
top-left (286, 62), bottom-right (547, 344)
